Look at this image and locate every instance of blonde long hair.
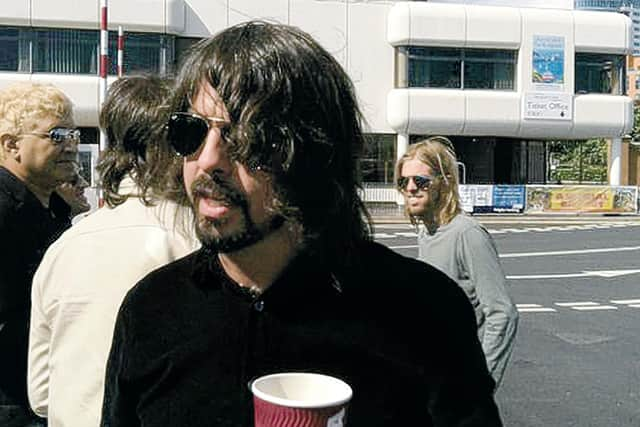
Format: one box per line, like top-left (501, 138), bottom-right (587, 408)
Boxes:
top-left (395, 136), bottom-right (462, 227)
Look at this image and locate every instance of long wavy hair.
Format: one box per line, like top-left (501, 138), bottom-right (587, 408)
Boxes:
top-left (395, 136), bottom-right (462, 227)
top-left (97, 75), bottom-right (182, 208)
top-left (171, 21), bottom-right (372, 266)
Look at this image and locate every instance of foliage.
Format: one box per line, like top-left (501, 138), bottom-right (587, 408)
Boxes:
top-left (548, 139), bottom-right (608, 183)
top-left (632, 103), bottom-right (640, 143)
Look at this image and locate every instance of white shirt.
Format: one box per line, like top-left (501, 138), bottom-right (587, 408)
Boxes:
top-left (28, 178), bottom-right (200, 427)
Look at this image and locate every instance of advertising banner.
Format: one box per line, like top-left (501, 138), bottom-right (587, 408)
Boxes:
top-left (549, 187), bottom-right (613, 211)
top-left (526, 185), bottom-right (637, 214)
top-left (492, 185), bottom-right (526, 213)
top-left (532, 35), bottom-right (564, 91)
top-left (459, 185), bottom-right (493, 213)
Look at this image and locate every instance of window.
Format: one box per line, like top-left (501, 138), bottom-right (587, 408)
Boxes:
top-left (33, 28), bottom-right (98, 74)
top-left (360, 134), bottom-right (396, 184)
top-left (403, 47), bottom-right (516, 90)
top-left (108, 32), bottom-right (175, 75)
top-left (575, 53), bottom-right (625, 95)
top-left (0, 27), bottom-right (30, 72)
top-left (407, 47), bottom-right (461, 88)
top-left (464, 49), bottom-right (516, 90)
top-left (0, 25), bottom-right (174, 76)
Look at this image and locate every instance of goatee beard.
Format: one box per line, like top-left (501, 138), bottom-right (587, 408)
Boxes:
top-left (191, 174), bottom-right (284, 253)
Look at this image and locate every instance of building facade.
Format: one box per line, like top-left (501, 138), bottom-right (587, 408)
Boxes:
top-left (0, 0), bottom-right (633, 190)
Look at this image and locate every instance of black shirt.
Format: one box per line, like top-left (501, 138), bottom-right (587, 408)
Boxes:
top-left (102, 242), bottom-right (501, 427)
top-left (0, 167), bottom-right (70, 406)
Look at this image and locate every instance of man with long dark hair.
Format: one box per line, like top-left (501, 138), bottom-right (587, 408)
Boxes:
top-left (28, 76), bottom-right (199, 427)
top-left (101, 22), bottom-right (501, 426)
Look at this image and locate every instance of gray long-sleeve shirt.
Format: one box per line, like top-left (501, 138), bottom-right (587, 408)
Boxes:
top-left (417, 213), bottom-right (518, 389)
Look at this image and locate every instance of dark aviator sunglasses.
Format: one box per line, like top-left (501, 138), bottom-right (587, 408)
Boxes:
top-left (167, 112), bottom-right (228, 157)
top-left (397, 175), bottom-right (435, 192)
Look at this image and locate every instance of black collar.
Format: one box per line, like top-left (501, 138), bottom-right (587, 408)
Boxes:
top-left (190, 244), bottom-right (347, 303)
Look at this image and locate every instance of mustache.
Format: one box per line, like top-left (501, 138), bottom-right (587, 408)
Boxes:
top-left (191, 174), bottom-right (245, 206)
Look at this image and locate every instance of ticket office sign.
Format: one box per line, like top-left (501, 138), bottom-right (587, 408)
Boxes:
top-left (523, 92), bottom-right (572, 121)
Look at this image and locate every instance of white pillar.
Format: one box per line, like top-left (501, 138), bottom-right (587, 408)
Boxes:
top-left (609, 138), bottom-right (622, 186)
top-left (396, 133), bottom-right (409, 206)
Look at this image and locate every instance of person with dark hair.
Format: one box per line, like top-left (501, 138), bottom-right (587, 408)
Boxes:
top-left (28, 75), bottom-right (200, 427)
top-left (0, 82), bottom-right (78, 427)
top-left (101, 22), bottom-right (501, 427)
top-left (396, 136), bottom-right (518, 391)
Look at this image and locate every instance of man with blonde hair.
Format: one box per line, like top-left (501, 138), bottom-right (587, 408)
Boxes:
top-left (0, 82), bottom-right (79, 426)
top-left (396, 136), bottom-right (519, 390)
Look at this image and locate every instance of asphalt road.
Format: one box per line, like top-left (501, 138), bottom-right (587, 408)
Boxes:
top-left (374, 218), bottom-right (640, 427)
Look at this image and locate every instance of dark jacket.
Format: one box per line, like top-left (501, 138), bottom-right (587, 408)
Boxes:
top-left (102, 242), bottom-right (502, 427)
top-left (0, 167), bottom-right (70, 406)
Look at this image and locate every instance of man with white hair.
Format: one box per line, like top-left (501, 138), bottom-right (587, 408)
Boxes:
top-left (0, 82), bottom-right (78, 426)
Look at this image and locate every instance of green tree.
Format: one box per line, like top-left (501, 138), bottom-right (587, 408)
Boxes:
top-left (548, 139), bottom-right (608, 183)
top-left (631, 103), bottom-right (640, 143)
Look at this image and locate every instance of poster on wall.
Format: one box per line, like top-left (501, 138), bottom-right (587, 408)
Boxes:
top-left (532, 35), bottom-right (564, 91)
top-left (525, 186), bottom-right (637, 214)
top-left (459, 185), bottom-right (493, 213)
top-left (492, 185), bottom-right (526, 213)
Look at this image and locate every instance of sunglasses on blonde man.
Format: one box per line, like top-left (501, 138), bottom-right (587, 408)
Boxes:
top-left (397, 175), bottom-right (436, 192)
top-left (23, 127), bottom-right (81, 145)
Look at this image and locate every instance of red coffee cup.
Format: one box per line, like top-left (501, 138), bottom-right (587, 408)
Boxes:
top-left (251, 372), bottom-right (352, 427)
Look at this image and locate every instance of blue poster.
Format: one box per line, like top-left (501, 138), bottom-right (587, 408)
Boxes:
top-left (492, 185), bottom-right (526, 213)
top-left (532, 35), bottom-right (564, 87)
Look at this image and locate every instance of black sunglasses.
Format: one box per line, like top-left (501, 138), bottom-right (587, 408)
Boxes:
top-left (24, 127), bottom-right (80, 144)
top-left (167, 112), bottom-right (228, 157)
top-left (397, 175), bottom-right (435, 192)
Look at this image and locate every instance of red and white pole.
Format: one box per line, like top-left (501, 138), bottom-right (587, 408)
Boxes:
top-left (99, 0), bottom-right (109, 153)
top-left (117, 26), bottom-right (124, 77)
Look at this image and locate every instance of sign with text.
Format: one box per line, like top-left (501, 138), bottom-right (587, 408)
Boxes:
top-left (492, 185), bottom-right (526, 213)
top-left (549, 187), bottom-right (614, 212)
top-left (459, 185), bottom-right (493, 213)
top-left (526, 185), bottom-right (637, 214)
top-left (524, 92), bottom-right (572, 120)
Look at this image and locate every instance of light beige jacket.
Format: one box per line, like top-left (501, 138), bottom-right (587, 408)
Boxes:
top-left (28, 178), bottom-right (200, 427)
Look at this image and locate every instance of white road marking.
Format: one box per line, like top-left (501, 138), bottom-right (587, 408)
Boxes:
top-left (388, 245), bottom-right (418, 249)
top-left (571, 305), bottom-right (618, 311)
top-left (515, 298), bottom-right (640, 313)
top-left (373, 233), bottom-right (396, 239)
top-left (507, 272), bottom-right (589, 279)
top-left (394, 232), bottom-right (418, 237)
top-left (507, 269), bottom-right (640, 280)
top-left (610, 299), bottom-right (640, 305)
top-left (555, 302), bottom-right (598, 307)
top-left (516, 303), bottom-right (556, 312)
top-left (379, 223), bottom-right (640, 241)
top-left (500, 246), bottom-right (640, 258)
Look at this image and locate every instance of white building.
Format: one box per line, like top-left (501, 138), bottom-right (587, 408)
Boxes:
top-left (574, 0), bottom-right (640, 55)
top-left (0, 1), bottom-right (633, 189)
